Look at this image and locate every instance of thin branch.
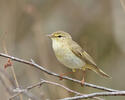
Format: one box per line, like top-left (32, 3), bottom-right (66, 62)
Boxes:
top-left (0, 74), bottom-right (12, 95)
top-left (10, 79), bottom-right (81, 99)
top-left (41, 79), bottom-right (82, 95)
top-left (9, 89), bottom-right (40, 100)
top-left (9, 92), bottom-right (21, 100)
top-left (40, 79), bottom-right (104, 100)
top-left (10, 80), bottom-right (44, 100)
top-left (0, 53), bottom-right (118, 92)
top-left (9, 81), bottom-right (44, 100)
top-left (23, 91), bottom-right (41, 100)
top-left (0, 69), bottom-right (15, 95)
top-left (10, 79), bottom-right (103, 100)
top-left (61, 91), bottom-right (125, 100)
top-left (2, 33), bottom-right (23, 100)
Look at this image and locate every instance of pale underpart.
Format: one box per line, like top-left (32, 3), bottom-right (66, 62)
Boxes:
top-left (52, 39), bottom-right (86, 69)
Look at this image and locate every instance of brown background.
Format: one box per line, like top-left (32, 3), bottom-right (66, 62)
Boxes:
top-left (0, 0), bottom-right (125, 100)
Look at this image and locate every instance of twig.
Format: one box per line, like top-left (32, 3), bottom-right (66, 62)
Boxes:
top-left (9, 81), bottom-right (44, 100)
top-left (10, 79), bottom-right (80, 99)
top-left (2, 33), bottom-right (23, 100)
top-left (61, 91), bottom-right (125, 100)
top-left (0, 74), bottom-right (12, 95)
top-left (41, 79), bottom-right (82, 95)
top-left (10, 79), bottom-right (103, 100)
top-left (9, 92), bottom-right (21, 100)
top-left (40, 79), bottom-right (104, 100)
top-left (9, 89), bottom-right (40, 100)
top-left (0, 53), bottom-right (118, 92)
top-left (0, 69), bottom-right (15, 95)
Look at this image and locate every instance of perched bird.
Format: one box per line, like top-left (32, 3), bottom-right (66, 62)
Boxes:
top-left (48, 31), bottom-right (111, 85)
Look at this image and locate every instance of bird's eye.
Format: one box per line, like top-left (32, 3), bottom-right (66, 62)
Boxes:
top-left (58, 35), bottom-right (62, 38)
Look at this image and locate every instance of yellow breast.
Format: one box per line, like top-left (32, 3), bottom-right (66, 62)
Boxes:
top-left (52, 39), bottom-right (85, 69)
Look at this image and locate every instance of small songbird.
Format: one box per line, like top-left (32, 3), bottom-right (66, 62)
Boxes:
top-left (48, 31), bottom-right (111, 85)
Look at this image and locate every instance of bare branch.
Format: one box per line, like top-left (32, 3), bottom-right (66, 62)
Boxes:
top-left (9, 92), bottom-right (21, 100)
top-left (40, 79), bottom-right (104, 100)
top-left (41, 79), bottom-right (82, 95)
top-left (2, 33), bottom-right (23, 100)
top-left (0, 69), bottom-right (14, 95)
top-left (10, 79), bottom-right (81, 99)
top-left (9, 89), bottom-right (40, 100)
top-left (61, 91), bottom-right (125, 100)
top-left (10, 79), bottom-right (103, 100)
top-left (9, 81), bottom-right (44, 100)
top-left (0, 53), bottom-right (118, 92)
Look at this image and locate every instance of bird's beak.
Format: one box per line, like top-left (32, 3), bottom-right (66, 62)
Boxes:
top-left (46, 34), bottom-right (52, 38)
top-left (46, 34), bottom-right (55, 38)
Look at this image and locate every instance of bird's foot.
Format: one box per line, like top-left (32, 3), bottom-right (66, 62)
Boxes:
top-left (59, 71), bottom-right (74, 80)
top-left (59, 73), bottom-right (64, 80)
top-left (81, 71), bottom-right (85, 86)
top-left (81, 79), bottom-right (84, 86)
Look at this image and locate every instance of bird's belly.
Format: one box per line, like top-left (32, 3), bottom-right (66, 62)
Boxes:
top-left (55, 48), bottom-right (85, 69)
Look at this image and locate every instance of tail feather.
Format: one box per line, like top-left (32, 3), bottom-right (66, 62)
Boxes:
top-left (85, 64), bottom-right (111, 79)
top-left (96, 68), bottom-right (111, 79)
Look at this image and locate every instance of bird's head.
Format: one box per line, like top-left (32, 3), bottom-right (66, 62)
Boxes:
top-left (47, 31), bottom-right (72, 42)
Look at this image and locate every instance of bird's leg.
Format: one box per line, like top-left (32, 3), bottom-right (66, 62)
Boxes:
top-left (59, 69), bottom-right (76, 80)
top-left (81, 67), bottom-right (86, 86)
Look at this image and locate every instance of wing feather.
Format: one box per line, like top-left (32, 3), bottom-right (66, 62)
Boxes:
top-left (69, 40), bottom-right (96, 66)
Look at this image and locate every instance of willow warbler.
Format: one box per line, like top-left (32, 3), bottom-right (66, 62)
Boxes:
top-left (48, 31), bottom-right (111, 84)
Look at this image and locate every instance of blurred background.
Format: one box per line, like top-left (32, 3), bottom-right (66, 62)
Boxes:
top-left (0, 0), bottom-right (125, 100)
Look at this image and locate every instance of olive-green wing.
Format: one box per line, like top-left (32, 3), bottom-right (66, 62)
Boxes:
top-left (82, 50), bottom-right (97, 66)
top-left (69, 40), bottom-right (111, 78)
top-left (69, 40), bottom-right (96, 66)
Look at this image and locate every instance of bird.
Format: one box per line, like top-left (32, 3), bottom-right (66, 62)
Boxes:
top-left (47, 31), bottom-right (111, 85)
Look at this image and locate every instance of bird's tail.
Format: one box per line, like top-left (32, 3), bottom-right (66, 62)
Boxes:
top-left (85, 64), bottom-right (111, 79)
